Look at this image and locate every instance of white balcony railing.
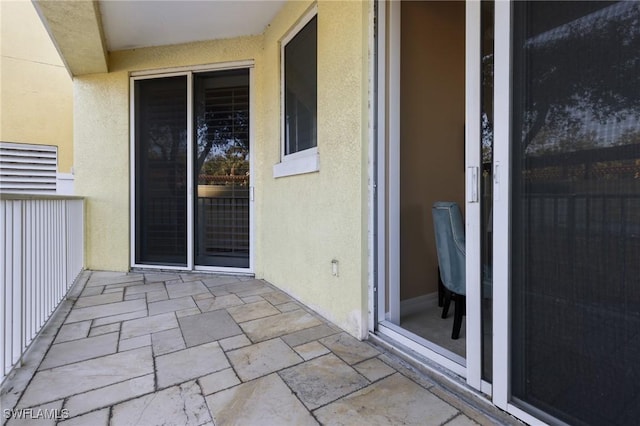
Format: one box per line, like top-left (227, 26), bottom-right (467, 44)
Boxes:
top-left (0, 194), bottom-right (84, 384)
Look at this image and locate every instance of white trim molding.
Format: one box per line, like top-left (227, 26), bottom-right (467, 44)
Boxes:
top-left (273, 147), bottom-right (319, 178)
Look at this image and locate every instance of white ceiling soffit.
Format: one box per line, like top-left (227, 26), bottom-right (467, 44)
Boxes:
top-left (99, 0), bottom-right (286, 51)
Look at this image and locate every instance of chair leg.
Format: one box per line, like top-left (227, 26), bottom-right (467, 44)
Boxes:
top-left (452, 295), bottom-right (466, 340)
top-left (438, 268), bottom-right (444, 307)
top-left (441, 288), bottom-right (452, 319)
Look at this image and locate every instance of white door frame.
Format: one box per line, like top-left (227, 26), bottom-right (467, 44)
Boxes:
top-left (464, 0), bottom-right (484, 393)
top-left (373, 0), bottom-right (488, 384)
top-left (372, 1), bottom-right (552, 423)
top-left (492, 2), bottom-right (548, 424)
top-left (130, 62), bottom-right (255, 274)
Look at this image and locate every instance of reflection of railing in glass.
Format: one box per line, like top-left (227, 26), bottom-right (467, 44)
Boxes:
top-left (197, 184), bottom-right (249, 257)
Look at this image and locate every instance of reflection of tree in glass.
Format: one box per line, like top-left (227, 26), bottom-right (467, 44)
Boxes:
top-left (520, 2), bottom-right (640, 154)
top-left (195, 87), bottom-right (249, 184)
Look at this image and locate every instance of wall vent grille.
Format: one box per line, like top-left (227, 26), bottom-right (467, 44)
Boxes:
top-left (0, 142), bottom-right (57, 194)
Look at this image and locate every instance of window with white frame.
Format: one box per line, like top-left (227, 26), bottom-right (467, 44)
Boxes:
top-left (274, 8), bottom-right (319, 178)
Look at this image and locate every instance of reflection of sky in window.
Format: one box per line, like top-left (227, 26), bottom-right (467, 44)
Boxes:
top-left (522, 1), bottom-right (640, 155)
top-left (527, 1), bottom-right (639, 48)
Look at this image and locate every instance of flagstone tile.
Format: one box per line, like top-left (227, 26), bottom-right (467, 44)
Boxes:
top-left (279, 353), bottom-right (369, 410)
top-left (19, 347), bottom-right (153, 407)
top-left (102, 287), bottom-right (126, 294)
top-left (219, 334), bottom-right (252, 351)
top-left (74, 292), bottom-right (123, 308)
top-left (40, 332), bottom-right (118, 370)
top-left (85, 272), bottom-right (142, 287)
top-left (240, 295), bottom-right (264, 303)
top-left (354, 358), bottom-right (396, 382)
top-left (80, 285), bottom-right (103, 297)
top-left (124, 293), bottom-right (146, 301)
top-left (65, 299), bottom-right (147, 323)
top-left (227, 300), bottom-right (280, 323)
top-left (280, 324), bottom-right (338, 347)
top-left (91, 309), bottom-right (147, 327)
top-left (125, 282), bottom-right (166, 295)
top-left (54, 321), bottom-right (90, 344)
top-left (147, 289), bottom-right (169, 303)
top-left (175, 307), bottom-right (201, 318)
top-left (195, 294), bottom-right (243, 312)
top-left (294, 341), bottom-right (330, 361)
top-left (194, 292), bottom-right (214, 301)
top-left (119, 334), bottom-right (151, 352)
top-left (88, 323), bottom-right (120, 337)
top-left (6, 400), bottom-right (63, 426)
top-left (143, 272), bottom-right (180, 282)
top-left (206, 374), bottom-right (318, 426)
top-left (101, 280), bottom-right (146, 291)
top-left (278, 301), bottom-right (302, 313)
top-left (377, 353), bottom-right (438, 390)
top-left (445, 414), bottom-right (481, 426)
top-left (201, 276), bottom-right (241, 288)
top-left (180, 273), bottom-right (212, 282)
top-left (209, 288), bottom-right (231, 297)
top-left (166, 280), bottom-right (209, 299)
top-left (120, 312), bottom-right (179, 340)
top-left (178, 310), bottom-right (242, 347)
top-left (112, 381), bottom-right (211, 426)
top-left (63, 374), bottom-right (155, 417)
top-left (58, 408), bottom-right (109, 426)
top-left (230, 281), bottom-right (274, 298)
top-left (156, 342), bottom-right (230, 388)
top-left (198, 368), bottom-right (241, 395)
top-left (152, 328), bottom-right (186, 356)
top-left (319, 332), bottom-right (380, 365)
top-left (262, 291), bottom-right (293, 305)
top-left (240, 310), bottom-right (323, 343)
top-left (227, 338), bottom-right (303, 381)
top-left (314, 373), bottom-right (458, 425)
top-left (148, 296), bottom-right (197, 316)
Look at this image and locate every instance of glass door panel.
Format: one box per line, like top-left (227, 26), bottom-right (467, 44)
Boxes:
top-left (480, 0), bottom-right (494, 382)
top-left (510, 2), bottom-right (640, 423)
top-left (194, 69), bottom-right (250, 268)
top-left (134, 76), bottom-right (188, 266)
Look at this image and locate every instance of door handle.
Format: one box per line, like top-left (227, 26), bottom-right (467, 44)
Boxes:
top-left (467, 166), bottom-right (479, 203)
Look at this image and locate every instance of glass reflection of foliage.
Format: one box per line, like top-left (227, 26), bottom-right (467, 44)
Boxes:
top-left (196, 85), bottom-right (249, 185)
top-left (518, 1), bottom-right (640, 155)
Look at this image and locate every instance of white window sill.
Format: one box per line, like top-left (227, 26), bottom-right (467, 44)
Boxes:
top-left (273, 150), bottom-right (320, 178)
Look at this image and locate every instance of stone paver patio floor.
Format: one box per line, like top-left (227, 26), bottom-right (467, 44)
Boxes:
top-left (1, 271), bottom-right (520, 426)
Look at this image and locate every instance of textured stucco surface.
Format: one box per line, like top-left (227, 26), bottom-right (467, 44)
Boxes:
top-left (256, 0), bottom-right (371, 338)
top-left (73, 72), bottom-right (129, 271)
top-left (73, 0), bottom-right (372, 338)
top-left (33, 0), bottom-right (108, 75)
top-left (0, 0), bottom-right (73, 173)
top-left (74, 36), bottom-right (263, 272)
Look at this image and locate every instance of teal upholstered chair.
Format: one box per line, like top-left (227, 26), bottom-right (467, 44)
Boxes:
top-left (432, 201), bottom-right (466, 339)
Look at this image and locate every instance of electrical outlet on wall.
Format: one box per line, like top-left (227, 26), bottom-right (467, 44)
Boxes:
top-left (331, 259), bottom-right (339, 277)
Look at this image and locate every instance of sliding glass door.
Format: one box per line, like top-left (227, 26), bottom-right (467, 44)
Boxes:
top-left (194, 70), bottom-right (250, 268)
top-left (133, 67), bottom-right (252, 271)
top-left (508, 2), bottom-right (640, 424)
top-left (134, 76), bottom-right (188, 266)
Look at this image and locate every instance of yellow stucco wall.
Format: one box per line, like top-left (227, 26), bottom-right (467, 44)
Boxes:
top-left (73, 0), bottom-right (371, 338)
top-left (74, 36), bottom-right (263, 272)
top-left (257, 0), bottom-right (371, 338)
top-left (0, 0), bottom-right (73, 173)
